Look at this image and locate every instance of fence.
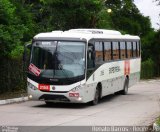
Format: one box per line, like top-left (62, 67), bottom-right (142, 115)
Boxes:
top-left (0, 58), bottom-right (26, 94)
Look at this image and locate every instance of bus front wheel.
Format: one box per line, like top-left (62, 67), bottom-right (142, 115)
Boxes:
top-left (91, 86), bottom-right (100, 105)
top-left (45, 101), bottom-right (54, 106)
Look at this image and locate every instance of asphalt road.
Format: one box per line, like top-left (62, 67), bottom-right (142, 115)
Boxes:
top-left (0, 80), bottom-right (160, 126)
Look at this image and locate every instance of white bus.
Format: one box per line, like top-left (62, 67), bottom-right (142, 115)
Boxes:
top-left (26, 29), bottom-right (141, 105)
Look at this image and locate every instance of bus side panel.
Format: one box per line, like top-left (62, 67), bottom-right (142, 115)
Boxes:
top-left (86, 60), bottom-right (124, 99)
top-left (86, 58), bottom-right (141, 100)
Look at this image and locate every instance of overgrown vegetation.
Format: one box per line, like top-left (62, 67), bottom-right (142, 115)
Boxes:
top-left (156, 117), bottom-right (160, 125)
top-left (0, 0), bottom-right (160, 95)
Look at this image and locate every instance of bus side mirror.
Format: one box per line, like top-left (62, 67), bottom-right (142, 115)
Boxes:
top-left (87, 50), bottom-right (95, 60)
top-left (91, 51), bottom-right (95, 60)
top-left (23, 43), bottom-right (32, 73)
top-left (23, 43), bottom-right (31, 62)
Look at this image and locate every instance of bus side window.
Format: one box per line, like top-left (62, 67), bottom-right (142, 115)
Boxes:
top-left (120, 42), bottom-right (126, 59)
top-left (112, 42), bottom-right (119, 60)
top-left (126, 42), bottom-right (132, 58)
top-left (133, 41), bottom-right (137, 57)
top-left (95, 41), bottom-right (103, 65)
top-left (104, 42), bottom-right (111, 61)
top-left (137, 41), bottom-right (140, 57)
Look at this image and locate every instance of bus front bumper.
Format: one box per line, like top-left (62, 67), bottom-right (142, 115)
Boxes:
top-left (28, 88), bottom-right (85, 103)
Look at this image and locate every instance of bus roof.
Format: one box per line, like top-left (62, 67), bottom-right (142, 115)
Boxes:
top-left (34, 29), bottom-right (140, 41)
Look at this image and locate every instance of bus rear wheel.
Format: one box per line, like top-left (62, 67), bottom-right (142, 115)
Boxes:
top-left (120, 78), bottom-right (129, 95)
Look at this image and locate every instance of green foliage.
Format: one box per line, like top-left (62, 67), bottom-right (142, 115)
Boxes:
top-left (150, 30), bottom-right (160, 76)
top-left (141, 58), bottom-right (154, 79)
top-left (0, 0), bottom-right (35, 58)
top-left (10, 45), bottom-right (24, 59)
top-left (0, 0), bottom-right (160, 96)
top-left (141, 31), bottom-right (156, 61)
top-left (0, 0), bottom-right (156, 60)
top-left (156, 117), bottom-right (160, 125)
top-left (36, 0), bottom-right (104, 30)
top-left (105, 0), bottom-right (154, 37)
top-left (141, 30), bottom-right (160, 77)
top-left (96, 8), bottom-right (113, 29)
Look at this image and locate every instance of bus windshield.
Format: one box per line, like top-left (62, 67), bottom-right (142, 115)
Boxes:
top-left (30, 41), bottom-right (85, 79)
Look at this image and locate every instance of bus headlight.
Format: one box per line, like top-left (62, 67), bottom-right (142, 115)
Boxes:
top-left (28, 95), bottom-right (33, 99)
top-left (71, 84), bottom-right (84, 92)
top-left (27, 82), bottom-right (38, 90)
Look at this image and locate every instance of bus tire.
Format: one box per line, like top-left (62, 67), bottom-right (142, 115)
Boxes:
top-left (91, 86), bottom-right (100, 105)
top-left (120, 78), bottom-right (129, 95)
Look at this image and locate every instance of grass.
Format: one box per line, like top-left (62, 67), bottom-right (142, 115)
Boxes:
top-left (156, 117), bottom-right (160, 126)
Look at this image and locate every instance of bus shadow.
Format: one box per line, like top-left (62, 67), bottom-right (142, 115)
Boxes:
top-left (33, 102), bottom-right (89, 109)
top-left (33, 93), bottom-right (135, 109)
top-left (99, 93), bottom-right (136, 104)
top-left (99, 94), bottom-right (120, 104)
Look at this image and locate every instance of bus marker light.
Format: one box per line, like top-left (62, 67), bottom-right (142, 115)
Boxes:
top-left (77, 97), bottom-right (82, 101)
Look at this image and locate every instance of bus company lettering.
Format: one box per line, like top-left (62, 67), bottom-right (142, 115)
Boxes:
top-left (38, 84), bottom-right (50, 91)
top-left (100, 70), bottom-right (104, 76)
top-left (109, 66), bottom-right (120, 74)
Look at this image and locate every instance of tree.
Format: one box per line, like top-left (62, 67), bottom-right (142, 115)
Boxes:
top-left (105, 0), bottom-right (154, 37)
top-left (31, 0), bottom-right (105, 30)
top-left (0, 0), bottom-right (35, 58)
top-left (151, 30), bottom-right (160, 76)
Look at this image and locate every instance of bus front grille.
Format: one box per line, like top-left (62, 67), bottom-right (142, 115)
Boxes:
top-left (39, 94), bottom-right (70, 102)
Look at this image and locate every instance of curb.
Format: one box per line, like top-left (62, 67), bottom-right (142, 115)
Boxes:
top-left (0, 96), bottom-right (29, 105)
